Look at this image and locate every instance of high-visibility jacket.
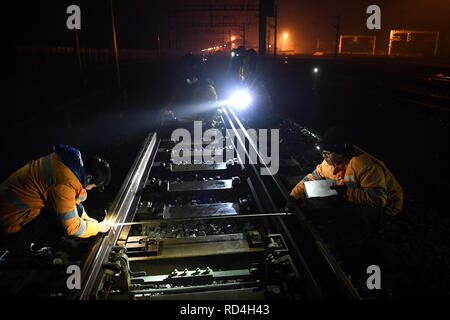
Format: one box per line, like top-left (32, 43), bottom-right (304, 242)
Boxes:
top-left (0, 145), bottom-right (100, 236)
top-left (290, 146), bottom-right (403, 216)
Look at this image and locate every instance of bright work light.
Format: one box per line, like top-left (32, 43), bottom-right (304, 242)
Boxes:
top-left (229, 90), bottom-right (252, 110)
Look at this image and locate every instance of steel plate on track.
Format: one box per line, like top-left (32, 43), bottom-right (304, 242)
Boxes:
top-left (167, 179), bottom-right (233, 192)
top-left (170, 163), bottom-right (227, 172)
top-left (163, 202), bottom-right (239, 219)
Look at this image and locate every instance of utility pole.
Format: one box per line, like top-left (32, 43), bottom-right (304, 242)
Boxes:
top-left (243, 23), bottom-right (246, 47)
top-left (157, 34), bottom-right (161, 57)
top-left (109, 0), bottom-right (121, 93)
top-left (334, 15), bottom-right (341, 58)
top-left (74, 29), bottom-right (84, 85)
top-left (274, 5), bottom-right (277, 57)
top-left (259, 0), bottom-right (275, 56)
top-left (156, 1), bottom-right (161, 57)
top-left (259, 1), bottom-right (267, 56)
top-left (434, 31), bottom-right (439, 56)
top-left (223, 28), bottom-right (225, 52)
top-left (167, 13), bottom-right (171, 51)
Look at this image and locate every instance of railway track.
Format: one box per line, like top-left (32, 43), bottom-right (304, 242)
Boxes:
top-left (336, 73), bottom-right (450, 113)
top-left (73, 104), bottom-right (361, 300)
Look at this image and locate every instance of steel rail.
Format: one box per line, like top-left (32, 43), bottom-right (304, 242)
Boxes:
top-left (219, 107), bottom-right (326, 299)
top-left (392, 96), bottom-right (450, 112)
top-left (76, 132), bottom-right (158, 300)
top-left (272, 174), bottom-right (362, 300)
top-left (111, 212), bottom-right (293, 226)
top-left (131, 281), bottom-right (259, 296)
top-left (336, 74), bottom-right (450, 112)
top-left (220, 106), bottom-right (361, 299)
top-left (76, 105), bottom-right (358, 300)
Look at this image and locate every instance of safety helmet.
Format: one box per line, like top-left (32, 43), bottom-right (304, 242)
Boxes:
top-left (316, 126), bottom-right (354, 156)
top-left (84, 156), bottom-right (111, 192)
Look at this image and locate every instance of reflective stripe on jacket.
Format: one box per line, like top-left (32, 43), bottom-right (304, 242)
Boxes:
top-left (290, 146), bottom-right (403, 215)
top-left (0, 153), bottom-right (99, 236)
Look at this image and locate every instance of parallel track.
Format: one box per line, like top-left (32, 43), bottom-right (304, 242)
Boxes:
top-left (75, 105), bottom-right (361, 300)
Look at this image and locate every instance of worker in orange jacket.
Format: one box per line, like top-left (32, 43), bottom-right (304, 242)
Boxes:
top-left (286, 126), bottom-right (403, 244)
top-left (0, 144), bottom-right (112, 256)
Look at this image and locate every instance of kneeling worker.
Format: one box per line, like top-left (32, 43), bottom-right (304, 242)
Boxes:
top-left (287, 127), bottom-right (403, 244)
top-left (0, 144), bottom-right (112, 255)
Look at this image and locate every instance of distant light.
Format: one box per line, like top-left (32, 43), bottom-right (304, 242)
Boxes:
top-left (313, 67), bottom-right (319, 73)
top-left (231, 51), bottom-right (235, 57)
top-left (283, 32), bottom-right (288, 39)
top-left (231, 36), bottom-right (236, 41)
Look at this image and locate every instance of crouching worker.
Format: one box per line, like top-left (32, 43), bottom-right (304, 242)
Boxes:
top-left (0, 144), bottom-right (112, 256)
top-left (285, 126), bottom-right (403, 246)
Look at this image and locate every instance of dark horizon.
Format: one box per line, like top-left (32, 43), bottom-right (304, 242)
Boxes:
top-left (13, 0), bottom-right (450, 57)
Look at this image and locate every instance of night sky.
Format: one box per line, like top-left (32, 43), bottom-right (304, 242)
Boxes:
top-left (13, 0), bottom-right (450, 56)
top-left (14, 0), bottom-right (163, 49)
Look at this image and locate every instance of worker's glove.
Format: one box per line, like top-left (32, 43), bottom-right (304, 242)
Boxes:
top-left (284, 195), bottom-right (300, 214)
top-left (330, 184), bottom-right (347, 197)
top-left (86, 217), bottom-right (98, 223)
top-left (98, 221), bottom-right (111, 233)
top-left (79, 206), bottom-right (98, 224)
top-left (83, 214), bottom-right (98, 224)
